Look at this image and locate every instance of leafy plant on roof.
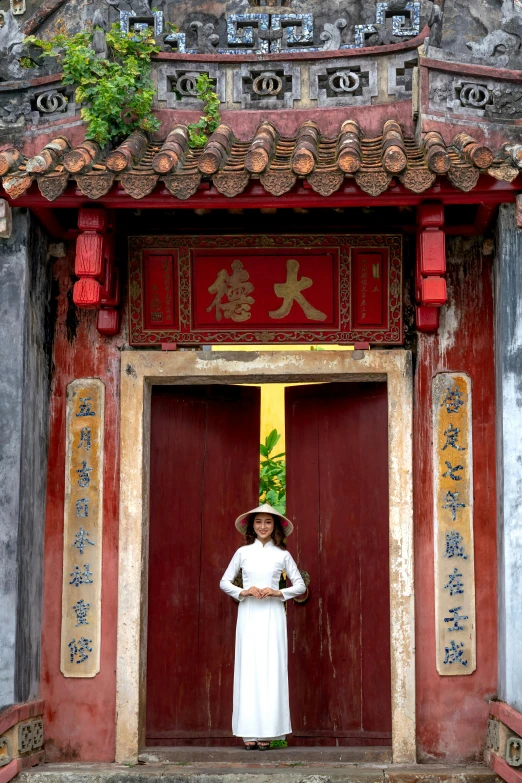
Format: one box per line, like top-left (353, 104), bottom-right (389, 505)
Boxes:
top-left (24, 23), bottom-right (161, 147)
top-left (187, 73), bottom-right (221, 149)
top-left (259, 429), bottom-right (286, 515)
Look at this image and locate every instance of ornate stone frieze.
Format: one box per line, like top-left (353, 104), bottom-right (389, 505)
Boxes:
top-left (233, 62), bottom-right (301, 109)
top-left (155, 53), bottom-right (418, 112)
top-left (157, 64), bottom-right (225, 109)
top-left (387, 51), bottom-right (417, 98)
top-left (429, 70), bottom-right (522, 120)
top-left (309, 57), bottom-right (377, 107)
top-left (161, 0), bottom-right (422, 55)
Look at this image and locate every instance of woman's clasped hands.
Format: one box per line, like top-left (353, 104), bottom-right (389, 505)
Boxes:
top-left (239, 586), bottom-right (282, 599)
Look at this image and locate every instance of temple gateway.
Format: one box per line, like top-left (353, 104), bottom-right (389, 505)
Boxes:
top-left (1, 0), bottom-right (522, 780)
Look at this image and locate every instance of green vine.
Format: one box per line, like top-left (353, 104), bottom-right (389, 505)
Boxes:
top-left (187, 73), bottom-right (221, 149)
top-left (24, 23), bottom-right (160, 147)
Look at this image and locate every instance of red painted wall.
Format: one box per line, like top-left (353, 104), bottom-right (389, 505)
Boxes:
top-left (41, 247), bottom-right (122, 761)
top-left (40, 235), bottom-right (497, 763)
top-left (414, 238), bottom-right (498, 762)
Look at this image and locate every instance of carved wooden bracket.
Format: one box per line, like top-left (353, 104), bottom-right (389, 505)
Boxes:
top-left (73, 206), bottom-right (121, 336)
top-left (415, 202), bottom-right (446, 334)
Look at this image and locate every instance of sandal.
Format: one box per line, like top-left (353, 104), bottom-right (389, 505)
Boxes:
top-left (244, 742), bottom-right (257, 750)
top-left (257, 741), bottom-right (270, 751)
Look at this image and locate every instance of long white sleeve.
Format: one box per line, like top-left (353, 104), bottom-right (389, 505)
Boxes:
top-left (280, 551), bottom-right (306, 602)
top-left (220, 548), bottom-right (245, 602)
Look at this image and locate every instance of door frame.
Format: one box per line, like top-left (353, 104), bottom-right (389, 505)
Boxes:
top-left (115, 349), bottom-right (415, 764)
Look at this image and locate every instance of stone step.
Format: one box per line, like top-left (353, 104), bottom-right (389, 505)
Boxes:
top-left (139, 747), bottom-right (393, 764)
top-left (16, 762), bottom-right (500, 783)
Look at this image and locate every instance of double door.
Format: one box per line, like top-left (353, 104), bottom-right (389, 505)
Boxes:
top-left (146, 382), bottom-right (390, 746)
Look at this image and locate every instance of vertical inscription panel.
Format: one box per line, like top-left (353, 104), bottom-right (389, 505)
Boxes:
top-left (433, 372), bottom-right (476, 675)
top-left (60, 379), bottom-right (105, 678)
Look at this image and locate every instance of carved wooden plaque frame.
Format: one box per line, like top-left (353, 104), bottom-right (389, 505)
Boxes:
top-left (128, 234), bottom-right (403, 345)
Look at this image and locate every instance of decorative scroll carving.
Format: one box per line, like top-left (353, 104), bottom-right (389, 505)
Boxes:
top-left (306, 169), bottom-right (344, 196)
top-left (487, 163), bottom-right (519, 182)
top-left (260, 169), bottom-right (297, 196)
top-left (355, 170), bottom-right (392, 196)
top-left (447, 165), bottom-right (480, 192)
top-left (162, 173), bottom-right (201, 200)
top-left (1, 173), bottom-right (33, 199)
top-left (212, 171), bottom-right (250, 197)
top-left (320, 18), bottom-right (347, 51)
top-left (190, 20), bottom-right (219, 53)
top-left (76, 173), bottom-right (115, 199)
top-left (400, 168), bottom-right (436, 193)
top-left (120, 173), bottom-right (158, 199)
top-left (38, 172), bottom-right (69, 201)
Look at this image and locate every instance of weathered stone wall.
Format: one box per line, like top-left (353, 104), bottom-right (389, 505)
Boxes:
top-left (437, 0), bottom-right (522, 70)
top-left (0, 209), bottom-right (52, 707)
top-left (495, 204), bottom-right (522, 714)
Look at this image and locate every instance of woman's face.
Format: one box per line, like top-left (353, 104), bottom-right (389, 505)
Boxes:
top-left (253, 513), bottom-right (274, 543)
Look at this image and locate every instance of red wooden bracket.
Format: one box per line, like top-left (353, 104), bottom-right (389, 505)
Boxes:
top-left (73, 207), bottom-right (121, 334)
top-left (416, 202), bottom-right (446, 333)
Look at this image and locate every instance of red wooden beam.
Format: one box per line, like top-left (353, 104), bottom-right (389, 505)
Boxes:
top-left (489, 701), bottom-right (522, 738)
top-left (490, 753), bottom-right (522, 783)
top-left (2, 176), bottom-right (519, 213)
top-left (474, 203), bottom-right (498, 234)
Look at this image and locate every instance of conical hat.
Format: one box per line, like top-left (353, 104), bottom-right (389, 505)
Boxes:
top-left (235, 503), bottom-right (294, 536)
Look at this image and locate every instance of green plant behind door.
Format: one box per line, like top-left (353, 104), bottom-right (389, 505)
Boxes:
top-left (259, 429), bottom-right (286, 515)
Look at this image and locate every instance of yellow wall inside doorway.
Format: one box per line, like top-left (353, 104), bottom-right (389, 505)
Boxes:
top-left (211, 345), bottom-right (354, 451)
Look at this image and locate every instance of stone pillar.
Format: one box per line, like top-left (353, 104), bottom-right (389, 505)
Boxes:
top-left (495, 203), bottom-right (522, 712)
top-left (0, 209), bottom-right (52, 706)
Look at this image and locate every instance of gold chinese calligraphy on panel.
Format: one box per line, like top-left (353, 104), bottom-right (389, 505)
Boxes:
top-left (60, 379), bottom-right (104, 678)
top-left (433, 373), bottom-right (476, 675)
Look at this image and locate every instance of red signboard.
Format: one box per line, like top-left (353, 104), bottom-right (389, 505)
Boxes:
top-left (128, 235), bottom-right (402, 345)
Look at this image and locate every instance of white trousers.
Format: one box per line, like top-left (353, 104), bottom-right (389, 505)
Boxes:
top-left (243, 735), bottom-right (285, 742)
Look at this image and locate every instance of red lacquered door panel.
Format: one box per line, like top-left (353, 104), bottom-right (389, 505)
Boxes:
top-left (285, 382), bottom-right (391, 746)
top-left (146, 385), bottom-right (260, 745)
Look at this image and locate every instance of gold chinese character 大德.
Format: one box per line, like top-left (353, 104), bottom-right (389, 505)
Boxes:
top-left (269, 259), bottom-right (327, 322)
top-left (206, 260), bottom-right (255, 322)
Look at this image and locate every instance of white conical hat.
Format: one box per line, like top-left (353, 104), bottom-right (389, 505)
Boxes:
top-left (235, 503), bottom-right (294, 536)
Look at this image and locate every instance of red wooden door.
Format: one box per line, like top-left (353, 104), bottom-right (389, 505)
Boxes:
top-left (146, 385), bottom-right (261, 745)
top-left (285, 382), bottom-right (391, 746)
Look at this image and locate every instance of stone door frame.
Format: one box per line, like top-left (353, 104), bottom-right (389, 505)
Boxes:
top-left (115, 349), bottom-right (415, 763)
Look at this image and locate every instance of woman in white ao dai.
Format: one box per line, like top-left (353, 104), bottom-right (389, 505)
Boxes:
top-left (220, 503), bottom-right (306, 750)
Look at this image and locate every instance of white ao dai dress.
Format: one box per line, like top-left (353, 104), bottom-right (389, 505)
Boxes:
top-left (220, 538), bottom-right (306, 739)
